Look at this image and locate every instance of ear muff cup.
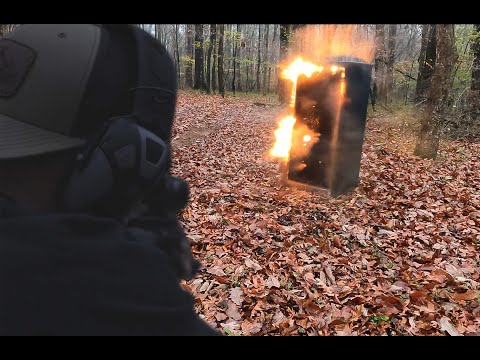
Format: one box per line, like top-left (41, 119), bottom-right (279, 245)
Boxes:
top-left (61, 117), bottom-right (169, 215)
top-left (63, 147), bottom-right (113, 212)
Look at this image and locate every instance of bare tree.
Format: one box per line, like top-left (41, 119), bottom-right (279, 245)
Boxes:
top-left (236, 25), bottom-right (243, 92)
top-left (211, 25), bottom-right (218, 94)
top-left (278, 24), bottom-right (291, 103)
top-left (256, 24), bottom-right (262, 93)
top-left (231, 25), bottom-right (239, 94)
top-left (467, 24), bottom-right (480, 127)
top-left (385, 24), bottom-right (397, 103)
top-left (471, 24), bottom-right (480, 92)
top-left (217, 24), bottom-right (225, 97)
top-left (262, 24), bottom-right (270, 95)
top-left (414, 25), bottom-right (458, 159)
top-left (185, 24), bottom-right (194, 88)
top-left (415, 25), bottom-right (437, 104)
top-left (245, 30), bottom-right (251, 92)
top-left (173, 25), bottom-right (181, 84)
top-left (206, 24), bottom-right (216, 94)
top-left (373, 24), bottom-right (386, 105)
top-left (268, 25), bottom-right (278, 94)
top-left (193, 24), bottom-right (207, 91)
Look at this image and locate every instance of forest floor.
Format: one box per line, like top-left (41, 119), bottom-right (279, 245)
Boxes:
top-left (171, 91), bottom-right (480, 336)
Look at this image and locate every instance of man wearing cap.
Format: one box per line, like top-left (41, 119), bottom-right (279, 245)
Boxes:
top-left (0, 24), bottom-right (218, 336)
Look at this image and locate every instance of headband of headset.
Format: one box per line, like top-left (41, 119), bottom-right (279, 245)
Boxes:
top-left (129, 25), bottom-right (177, 141)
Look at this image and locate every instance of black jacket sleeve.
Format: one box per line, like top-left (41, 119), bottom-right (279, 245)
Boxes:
top-left (89, 226), bottom-right (220, 336)
top-left (0, 204), bottom-right (219, 336)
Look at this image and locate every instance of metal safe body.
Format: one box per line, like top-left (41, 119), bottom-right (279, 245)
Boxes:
top-left (288, 60), bottom-right (372, 196)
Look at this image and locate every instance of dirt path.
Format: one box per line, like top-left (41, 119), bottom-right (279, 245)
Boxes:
top-left (172, 93), bottom-right (280, 149)
top-left (171, 92), bottom-right (480, 336)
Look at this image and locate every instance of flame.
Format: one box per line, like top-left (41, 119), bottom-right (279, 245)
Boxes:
top-left (270, 115), bottom-right (296, 158)
top-left (271, 57), bottom-right (346, 161)
top-left (281, 57), bottom-right (324, 82)
top-left (281, 57), bottom-right (342, 82)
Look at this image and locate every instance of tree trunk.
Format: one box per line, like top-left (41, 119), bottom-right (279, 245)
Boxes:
top-left (236, 24), bottom-right (242, 93)
top-left (414, 25), bottom-right (429, 99)
top-left (471, 24), bottom-right (480, 91)
top-left (225, 24), bottom-right (232, 86)
top-left (173, 25), bottom-right (181, 85)
top-left (262, 24), bottom-right (270, 96)
top-left (206, 24), bottom-right (216, 94)
top-left (373, 24), bottom-right (386, 106)
top-left (468, 24), bottom-right (480, 127)
top-left (185, 24), bottom-right (194, 88)
top-left (385, 24), bottom-right (397, 103)
top-left (217, 24), bottom-right (225, 97)
top-left (278, 24), bottom-right (292, 103)
top-left (256, 24), bottom-right (262, 93)
top-left (415, 25), bottom-right (437, 104)
top-left (211, 25), bottom-right (218, 94)
top-left (193, 24), bottom-right (207, 91)
top-left (246, 45), bottom-right (250, 93)
top-left (231, 25), bottom-right (238, 94)
top-left (268, 24), bottom-right (277, 94)
top-left (414, 25), bottom-right (458, 159)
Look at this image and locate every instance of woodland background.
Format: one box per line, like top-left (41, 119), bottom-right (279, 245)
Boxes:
top-left (3, 24), bottom-right (478, 151)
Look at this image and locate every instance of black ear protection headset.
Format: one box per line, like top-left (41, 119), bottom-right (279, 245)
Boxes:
top-left (62, 25), bottom-right (188, 218)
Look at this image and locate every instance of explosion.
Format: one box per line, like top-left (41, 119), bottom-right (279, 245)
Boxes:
top-left (270, 57), bottom-right (345, 160)
top-left (269, 25), bottom-right (374, 166)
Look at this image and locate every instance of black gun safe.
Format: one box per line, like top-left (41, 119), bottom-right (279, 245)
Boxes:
top-left (287, 59), bottom-right (372, 196)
